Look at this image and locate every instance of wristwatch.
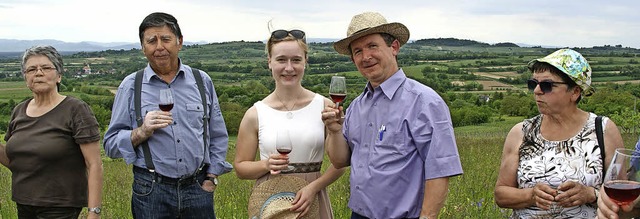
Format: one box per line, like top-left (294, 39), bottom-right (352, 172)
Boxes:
top-left (206, 176), bottom-right (219, 186)
top-left (88, 206), bottom-right (101, 214)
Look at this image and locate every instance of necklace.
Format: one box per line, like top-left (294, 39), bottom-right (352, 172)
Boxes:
top-left (274, 91), bottom-right (301, 119)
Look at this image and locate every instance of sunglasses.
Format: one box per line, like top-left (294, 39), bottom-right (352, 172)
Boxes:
top-left (527, 79), bottom-right (568, 94)
top-left (271, 29), bottom-right (306, 41)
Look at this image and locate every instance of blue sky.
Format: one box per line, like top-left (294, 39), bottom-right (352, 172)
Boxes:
top-left (1, 0), bottom-right (639, 48)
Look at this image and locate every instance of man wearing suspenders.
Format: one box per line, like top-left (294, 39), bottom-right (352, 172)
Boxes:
top-left (104, 12), bottom-right (231, 218)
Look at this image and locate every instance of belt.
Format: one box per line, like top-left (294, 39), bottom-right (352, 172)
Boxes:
top-left (282, 162), bottom-right (322, 174)
top-left (133, 166), bottom-right (206, 185)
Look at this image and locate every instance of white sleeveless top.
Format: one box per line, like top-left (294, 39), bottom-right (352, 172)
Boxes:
top-left (255, 93), bottom-right (325, 163)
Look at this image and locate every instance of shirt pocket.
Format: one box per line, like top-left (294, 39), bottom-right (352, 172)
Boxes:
top-left (370, 131), bottom-right (408, 171)
top-left (186, 103), bottom-right (205, 129)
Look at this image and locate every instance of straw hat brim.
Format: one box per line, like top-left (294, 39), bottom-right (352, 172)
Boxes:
top-left (333, 22), bottom-right (410, 55)
top-left (248, 175), bottom-right (319, 219)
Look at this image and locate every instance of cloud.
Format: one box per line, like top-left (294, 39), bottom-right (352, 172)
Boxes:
top-left (0, 0), bottom-right (638, 48)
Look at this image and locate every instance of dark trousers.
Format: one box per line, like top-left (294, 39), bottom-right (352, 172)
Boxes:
top-left (16, 204), bottom-right (81, 219)
top-left (131, 166), bottom-right (215, 219)
top-left (351, 211), bottom-right (370, 219)
top-left (351, 211), bottom-right (419, 219)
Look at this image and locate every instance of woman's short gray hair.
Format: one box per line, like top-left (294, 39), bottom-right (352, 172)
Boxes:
top-left (21, 45), bottom-right (64, 75)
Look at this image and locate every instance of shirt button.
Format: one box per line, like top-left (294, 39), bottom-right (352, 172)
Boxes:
top-left (177, 139), bottom-right (181, 143)
top-left (179, 159), bottom-right (182, 162)
top-left (368, 123), bottom-right (372, 127)
top-left (356, 186), bottom-right (360, 189)
top-left (173, 121), bottom-right (177, 125)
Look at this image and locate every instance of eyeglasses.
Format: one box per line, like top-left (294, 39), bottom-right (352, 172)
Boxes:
top-left (527, 79), bottom-right (567, 94)
top-left (24, 66), bottom-right (57, 75)
top-left (271, 29), bottom-right (306, 41)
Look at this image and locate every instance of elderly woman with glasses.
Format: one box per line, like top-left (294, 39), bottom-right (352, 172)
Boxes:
top-left (0, 45), bottom-right (103, 218)
top-left (494, 49), bottom-right (624, 218)
top-left (234, 28), bottom-right (345, 219)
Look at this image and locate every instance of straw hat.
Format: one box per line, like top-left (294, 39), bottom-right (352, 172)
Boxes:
top-left (248, 175), bottom-right (319, 219)
top-left (333, 11), bottom-right (410, 55)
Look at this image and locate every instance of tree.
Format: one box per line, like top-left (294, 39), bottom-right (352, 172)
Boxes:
top-left (421, 65), bottom-right (437, 74)
top-left (447, 66), bottom-right (464, 74)
top-left (499, 95), bottom-right (535, 116)
top-left (245, 80), bottom-right (270, 96)
top-left (220, 102), bottom-right (246, 135)
top-left (610, 109), bottom-right (640, 134)
top-left (90, 104), bottom-right (112, 132)
top-left (581, 87), bottom-right (635, 116)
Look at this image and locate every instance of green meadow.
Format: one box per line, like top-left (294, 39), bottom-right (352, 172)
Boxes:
top-left (1, 40), bottom-right (639, 218)
top-left (2, 118), bottom-right (639, 218)
top-left (0, 82), bottom-right (31, 103)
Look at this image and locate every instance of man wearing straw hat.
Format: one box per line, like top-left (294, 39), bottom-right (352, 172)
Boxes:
top-left (322, 12), bottom-right (463, 219)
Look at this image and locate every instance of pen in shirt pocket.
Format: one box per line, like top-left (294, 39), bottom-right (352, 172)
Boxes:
top-left (378, 125), bottom-right (386, 141)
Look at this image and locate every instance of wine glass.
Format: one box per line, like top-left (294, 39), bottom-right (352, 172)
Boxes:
top-left (273, 129), bottom-right (294, 174)
top-left (159, 89), bottom-right (174, 112)
top-left (603, 148), bottom-right (640, 206)
top-left (329, 76), bottom-right (347, 108)
top-left (547, 184), bottom-right (563, 215)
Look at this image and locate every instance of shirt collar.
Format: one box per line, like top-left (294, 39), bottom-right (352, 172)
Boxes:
top-left (143, 58), bottom-right (186, 82)
top-left (363, 69), bottom-right (406, 100)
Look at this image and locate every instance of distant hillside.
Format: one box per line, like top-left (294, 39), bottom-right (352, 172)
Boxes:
top-left (0, 39), bottom-right (207, 53)
top-left (413, 38), bottom-right (519, 48)
top-left (493, 42), bottom-right (520, 47)
top-left (2, 38), bottom-right (639, 60)
top-left (0, 39), bottom-right (134, 52)
top-left (0, 38), bottom-right (338, 53)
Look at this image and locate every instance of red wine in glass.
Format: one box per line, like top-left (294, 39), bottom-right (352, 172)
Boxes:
top-left (604, 148), bottom-right (640, 206)
top-left (159, 103), bottom-right (174, 111)
top-left (277, 148), bottom-right (292, 155)
top-left (330, 93), bottom-right (346, 104)
top-left (159, 89), bottom-right (174, 112)
top-left (329, 76), bottom-right (347, 112)
top-left (604, 180), bottom-right (640, 205)
top-left (273, 129), bottom-right (294, 173)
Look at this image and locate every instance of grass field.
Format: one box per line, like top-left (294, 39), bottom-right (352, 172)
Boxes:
top-left (0, 82), bottom-right (31, 103)
top-left (592, 76), bottom-right (637, 82)
top-left (2, 116), bottom-right (639, 218)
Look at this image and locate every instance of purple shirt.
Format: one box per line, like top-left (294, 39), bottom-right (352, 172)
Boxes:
top-left (343, 69), bottom-right (463, 218)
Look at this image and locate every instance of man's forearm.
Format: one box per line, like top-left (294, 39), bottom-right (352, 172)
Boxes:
top-left (325, 131), bottom-right (350, 168)
top-left (130, 127), bottom-right (151, 147)
top-left (421, 177), bottom-right (450, 218)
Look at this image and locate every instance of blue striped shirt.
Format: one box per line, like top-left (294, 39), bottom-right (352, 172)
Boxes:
top-left (104, 62), bottom-right (232, 178)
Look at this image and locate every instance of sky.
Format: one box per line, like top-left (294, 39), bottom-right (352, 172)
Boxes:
top-left (1, 0), bottom-right (639, 48)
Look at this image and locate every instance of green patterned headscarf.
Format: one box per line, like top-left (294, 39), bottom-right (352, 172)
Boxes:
top-left (528, 49), bottom-right (594, 96)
